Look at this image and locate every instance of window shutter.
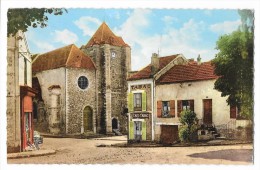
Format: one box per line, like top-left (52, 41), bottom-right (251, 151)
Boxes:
top-left (128, 92), bottom-right (134, 112)
top-left (142, 91), bottom-right (147, 111)
top-left (170, 100), bottom-right (175, 117)
top-left (129, 121), bottom-right (134, 140)
top-left (142, 121), bottom-right (147, 140)
top-left (189, 100), bottom-right (194, 111)
top-left (157, 101), bottom-right (162, 117)
top-left (177, 100), bottom-right (182, 117)
top-left (230, 105), bottom-right (237, 119)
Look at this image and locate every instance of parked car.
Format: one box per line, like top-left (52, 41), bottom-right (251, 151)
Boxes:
top-left (34, 131), bottom-right (43, 144)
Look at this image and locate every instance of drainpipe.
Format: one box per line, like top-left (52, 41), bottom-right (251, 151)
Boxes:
top-left (152, 79), bottom-right (155, 141)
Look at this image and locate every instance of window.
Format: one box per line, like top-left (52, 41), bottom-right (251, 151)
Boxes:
top-left (134, 93), bottom-right (142, 111)
top-left (78, 76), bottom-right (88, 89)
top-left (162, 101), bottom-right (170, 117)
top-left (182, 100), bottom-right (190, 110)
top-left (157, 100), bottom-right (175, 118)
top-left (128, 91), bottom-right (146, 112)
top-left (177, 100), bottom-right (194, 117)
top-left (111, 51), bottom-right (116, 58)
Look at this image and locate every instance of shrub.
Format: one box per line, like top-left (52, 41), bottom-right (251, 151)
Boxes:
top-left (179, 126), bottom-right (189, 142)
top-left (179, 109), bottom-right (198, 142)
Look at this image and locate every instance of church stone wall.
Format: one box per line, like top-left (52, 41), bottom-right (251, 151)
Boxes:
top-left (66, 68), bottom-right (97, 134)
top-left (81, 45), bottom-right (129, 134)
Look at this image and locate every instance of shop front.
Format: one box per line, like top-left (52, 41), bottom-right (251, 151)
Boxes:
top-left (20, 86), bottom-right (37, 151)
top-left (128, 112), bottom-right (152, 142)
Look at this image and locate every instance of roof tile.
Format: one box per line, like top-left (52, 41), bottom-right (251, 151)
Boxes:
top-left (85, 22), bottom-right (129, 47)
top-left (32, 44), bottom-right (96, 73)
top-left (128, 54), bottom-right (178, 81)
top-left (157, 61), bottom-right (217, 84)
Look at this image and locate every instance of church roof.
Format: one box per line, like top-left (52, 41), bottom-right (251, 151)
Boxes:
top-left (32, 44), bottom-right (96, 73)
top-left (157, 61), bottom-right (218, 84)
top-left (85, 22), bottom-right (129, 47)
top-left (127, 54), bottom-right (179, 81)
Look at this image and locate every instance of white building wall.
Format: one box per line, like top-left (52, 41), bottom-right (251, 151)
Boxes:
top-left (34, 67), bottom-right (66, 130)
top-left (155, 79), bottom-right (230, 126)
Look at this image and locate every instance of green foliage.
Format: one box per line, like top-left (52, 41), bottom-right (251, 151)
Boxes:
top-left (180, 109), bottom-right (198, 129)
top-left (179, 109), bottom-right (198, 142)
top-left (213, 29), bottom-right (254, 120)
top-left (7, 8), bottom-right (67, 36)
top-left (178, 126), bottom-right (189, 142)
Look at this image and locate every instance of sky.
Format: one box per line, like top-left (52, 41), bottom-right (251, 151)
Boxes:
top-left (26, 9), bottom-right (241, 71)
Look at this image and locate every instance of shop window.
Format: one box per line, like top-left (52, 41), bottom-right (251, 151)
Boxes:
top-left (177, 100), bottom-right (194, 117)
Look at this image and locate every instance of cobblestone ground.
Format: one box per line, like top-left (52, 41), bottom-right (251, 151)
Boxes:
top-left (8, 136), bottom-right (253, 164)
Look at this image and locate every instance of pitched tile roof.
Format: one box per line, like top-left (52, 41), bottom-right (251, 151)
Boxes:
top-left (32, 44), bottom-right (96, 73)
top-left (157, 61), bottom-right (218, 84)
top-left (127, 54), bottom-right (179, 81)
top-left (84, 22), bottom-right (129, 47)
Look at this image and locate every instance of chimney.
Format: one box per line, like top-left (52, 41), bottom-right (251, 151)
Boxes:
top-left (197, 54), bottom-right (201, 65)
top-left (151, 53), bottom-right (159, 75)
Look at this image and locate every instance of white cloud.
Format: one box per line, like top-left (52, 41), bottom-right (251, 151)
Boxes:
top-left (74, 16), bottom-right (102, 36)
top-left (35, 42), bottom-right (55, 52)
top-left (210, 20), bottom-right (241, 34)
top-left (162, 16), bottom-right (178, 24)
top-left (25, 31), bottom-right (55, 53)
top-left (54, 29), bottom-right (78, 45)
top-left (114, 13), bottom-right (209, 71)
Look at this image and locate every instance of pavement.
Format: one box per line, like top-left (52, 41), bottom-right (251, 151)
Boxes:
top-left (7, 134), bottom-right (252, 159)
top-left (7, 149), bottom-right (56, 159)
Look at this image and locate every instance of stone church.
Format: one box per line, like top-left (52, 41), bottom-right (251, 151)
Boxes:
top-left (32, 22), bottom-right (131, 135)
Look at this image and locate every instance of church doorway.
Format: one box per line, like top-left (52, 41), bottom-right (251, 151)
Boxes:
top-left (83, 106), bottom-right (93, 132)
top-left (112, 118), bottom-right (118, 129)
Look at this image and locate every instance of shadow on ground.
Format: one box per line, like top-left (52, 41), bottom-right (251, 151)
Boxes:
top-left (188, 149), bottom-right (253, 163)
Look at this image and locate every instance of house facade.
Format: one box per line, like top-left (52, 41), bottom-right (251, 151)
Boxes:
top-left (127, 53), bottom-right (250, 144)
top-left (7, 30), bottom-right (37, 153)
top-left (32, 44), bottom-right (97, 134)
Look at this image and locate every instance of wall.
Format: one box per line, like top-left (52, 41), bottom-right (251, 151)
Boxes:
top-left (81, 44), bottom-right (130, 134)
top-left (155, 80), bottom-right (230, 141)
top-left (66, 68), bottom-right (97, 134)
top-left (7, 34), bottom-right (21, 152)
top-left (33, 67), bottom-right (66, 133)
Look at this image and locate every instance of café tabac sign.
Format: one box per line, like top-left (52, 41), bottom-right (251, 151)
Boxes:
top-left (133, 113), bottom-right (149, 118)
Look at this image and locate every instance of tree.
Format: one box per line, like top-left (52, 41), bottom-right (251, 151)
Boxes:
top-left (7, 8), bottom-right (67, 36)
top-left (179, 109), bottom-right (198, 142)
top-left (212, 10), bottom-right (254, 120)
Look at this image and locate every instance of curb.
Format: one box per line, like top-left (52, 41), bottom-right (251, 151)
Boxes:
top-left (7, 150), bottom-right (56, 159)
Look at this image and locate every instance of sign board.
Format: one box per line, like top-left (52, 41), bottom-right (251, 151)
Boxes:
top-left (133, 113), bottom-right (149, 118)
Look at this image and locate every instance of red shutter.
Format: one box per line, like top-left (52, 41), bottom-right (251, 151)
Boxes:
top-left (189, 100), bottom-right (194, 111)
top-left (170, 100), bottom-right (175, 117)
top-left (157, 101), bottom-right (162, 118)
top-left (177, 100), bottom-right (182, 117)
top-left (230, 105), bottom-right (237, 119)
top-left (24, 96), bottom-right (33, 112)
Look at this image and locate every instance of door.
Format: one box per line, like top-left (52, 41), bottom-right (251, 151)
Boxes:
top-left (161, 125), bottom-right (179, 144)
top-left (112, 118), bottom-right (118, 129)
top-left (134, 121), bottom-right (142, 141)
top-left (83, 106), bottom-right (93, 132)
top-left (203, 99), bottom-right (212, 125)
